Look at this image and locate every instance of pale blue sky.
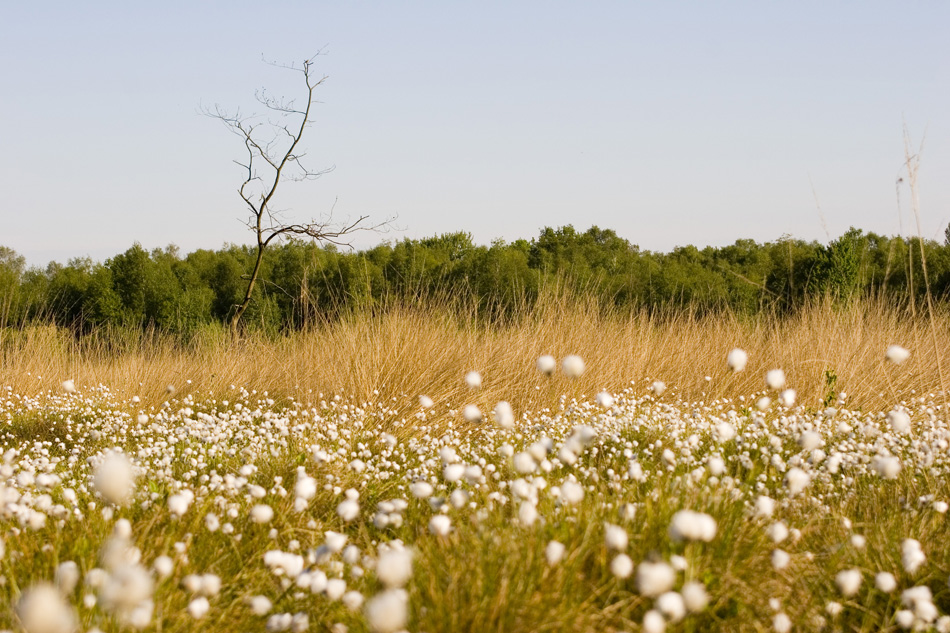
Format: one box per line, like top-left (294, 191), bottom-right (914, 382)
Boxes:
top-left (3, 1), bottom-right (949, 266)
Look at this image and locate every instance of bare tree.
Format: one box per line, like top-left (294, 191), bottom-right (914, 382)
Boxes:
top-left (205, 53), bottom-right (386, 336)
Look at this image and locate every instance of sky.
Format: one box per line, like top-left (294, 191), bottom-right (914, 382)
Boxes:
top-left (2, 1), bottom-right (949, 267)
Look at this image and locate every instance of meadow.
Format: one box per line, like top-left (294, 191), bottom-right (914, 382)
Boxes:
top-left (1, 296), bottom-right (949, 632)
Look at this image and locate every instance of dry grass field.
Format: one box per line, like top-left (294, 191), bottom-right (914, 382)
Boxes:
top-left (1, 295), bottom-right (949, 632)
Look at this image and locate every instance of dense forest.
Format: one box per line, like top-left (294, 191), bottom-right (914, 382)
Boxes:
top-left (2, 225), bottom-right (950, 336)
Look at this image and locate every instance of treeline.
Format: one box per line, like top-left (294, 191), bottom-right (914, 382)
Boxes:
top-left (2, 225), bottom-right (950, 336)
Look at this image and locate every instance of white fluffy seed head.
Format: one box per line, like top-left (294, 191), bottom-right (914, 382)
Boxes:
top-left (464, 371), bottom-right (482, 389)
top-left (875, 572), bottom-right (897, 593)
top-left (410, 481), bottom-right (434, 499)
top-left (429, 515), bottom-right (451, 537)
top-left (727, 348), bottom-right (748, 372)
top-left (767, 521), bottom-right (789, 543)
top-left (668, 510), bottom-right (717, 542)
top-left (657, 591), bottom-right (686, 622)
top-left (187, 596), bottom-right (210, 619)
top-left (336, 499), bottom-right (360, 522)
top-left (364, 589), bottom-right (408, 633)
top-left (418, 395), bottom-right (434, 409)
top-left (835, 569), bottom-right (862, 597)
top-left (604, 523), bottom-right (628, 551)
top-left (766, 369), bottom-right (786, 390)
top-left (888, 409), bottom-right (912, 434)
top-left (755, 496), bottom-right (776, 519)
top-left (771, 549), bottom-right (790, 570)
top-left (784, 467), bottom-right (810, 496)
top-left (54, 561), bottom-right (80, 595)
top-left (779, 389), bottom-right (796, 407)
top-left (596, 391), bottom-right (615, 408)
top-left (250, 504), bottom-right (274, 524)
top-left (886, 344), bottom-right (911, 364)
top-left (94, 453), bottom-right (136, 506)
top-left (494, 401), bottom-right (515, 430)
top-left (902, 539), bottom-right (926, 574)
top-left (642, 609), bottom-right (666, 633)
top-left (651, 381), bottom-right (667, 396)
top-left (561, 355), bottom-right (585, 378)
top-left (462, 404), bottom-right (483, 423)
top-left (536, 355), bottom-right (556, 375)
top-left (681, 581), bottom-right (709, 612)
top-left (376, 547), bottom-right (413, 589)
top-left (545, 540), bottom-right (566, 566)
top-left (610, 553), bottom-right (633, 579)
top-left (636, 561), bottom-right (675, 597)
top-left (60, 379), bottom-right (76, 394)
top-left (773, 613), bottom-right (792, 633)
top-left (872, 455), bottom-right (902, 480)
top-left (16, 583), bottom-right (77, 633)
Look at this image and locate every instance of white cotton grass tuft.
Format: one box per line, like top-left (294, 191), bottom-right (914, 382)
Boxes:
top-left (872, 455), bottom-right (902, 480)
top-left (714, 422), bottom-right (736, 443)
top-left (651, 381), bottom-right (667, 396)
top-left (462, 404), bottom-right (483, 423)
top-left (875, 572), bottom-right (897, 593)
top-left (429, 515), bottom-right (451, 537)
top-left (755, 495), bottom-right (776, 519)
top-left (545, 540), bottom-right (566, 566)
top-left (773, 612), bottom-right (792, 633)
top-left (888, 409), bottom-right (912, 434)
top-left (343, 590), bottom-right (365, 611)
top-left (250, 504), bottom-right (274, 524)
top-left (886, 344), bottom-right (911, 364)
top-left (324, 531), bottom-right (348, 553)
top-left (766, 369), bottom-right (786, 390)
top-left (681, 581), bottom-right (710, 612)
top-left (54, 561), bottom-right (80, 595)
top-left (247, 595), bottom-right (272, 615)
top-left (16, 583), bottom-right (77, 633)
top-left (518, 501), bottom-right (539, 526)
top-left (410, 481), bottom-right (434, 499)
top-left (187, 596), bottom-right (210, 619)
top-left (94, 452), bottom-right (136, 506)
top-left (561, 355), bottom-right (585, 378)
top-left (901, 539), bottom-right (926, 574)
top-left (657, 591), bottom-right (686, 622)
top-left (153, 555), bottom-right (174, 578)
top-left (418, 395), bottom-right (434, 409)
top-left (668, 509), bottom-right (717, 542)
top-left (559, 480), bottom-right (585, 505)
top-left (784, 467), bottom-right (810, 496)
top-left (610, 553), bottom-right (633, 579)
top-left (596, 391), bottom-right (615, 408)
top-left (336, 498), bottom-right (360, 522)
top-left (778, 389), bottom-right (796, 407)
top-left (727, 348), bottom-right (748, 372)
top-left (636, 561), bottom-right (676, 597)
top-left (493, 401), bottom-right (515, 429)
top-left (464, 371), bottom-right (482, 389)
top-left (376, 547), bottom-right (413, 588)
top-left (167, 490), bottom-right (194, 517)
top-left (642, 609), bottom-right (666, 633)
top-left (835, 569), bottom-right (862, 597)
top-left (536, 354), bottom-right (556, 375)
top-left (364, 589), bottom-right (408, 633)
top-left (60, 379), bottom-right (76, 394)
top-left (771, 549), bottom-right (790, 570)
top-left (604, 523), bottom-right (628, 550)
top-left (767, 522), bottom-right (789, 543)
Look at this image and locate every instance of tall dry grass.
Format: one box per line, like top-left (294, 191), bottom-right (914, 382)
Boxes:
top-left (1, 293), bottom-right (947, 414)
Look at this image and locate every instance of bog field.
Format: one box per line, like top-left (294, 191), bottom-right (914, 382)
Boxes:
top-left (2, 297), bottom-right (950, 633)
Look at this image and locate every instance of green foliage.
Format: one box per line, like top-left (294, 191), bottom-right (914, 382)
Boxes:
top-left (3, 225), bottom-right (950, 337)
